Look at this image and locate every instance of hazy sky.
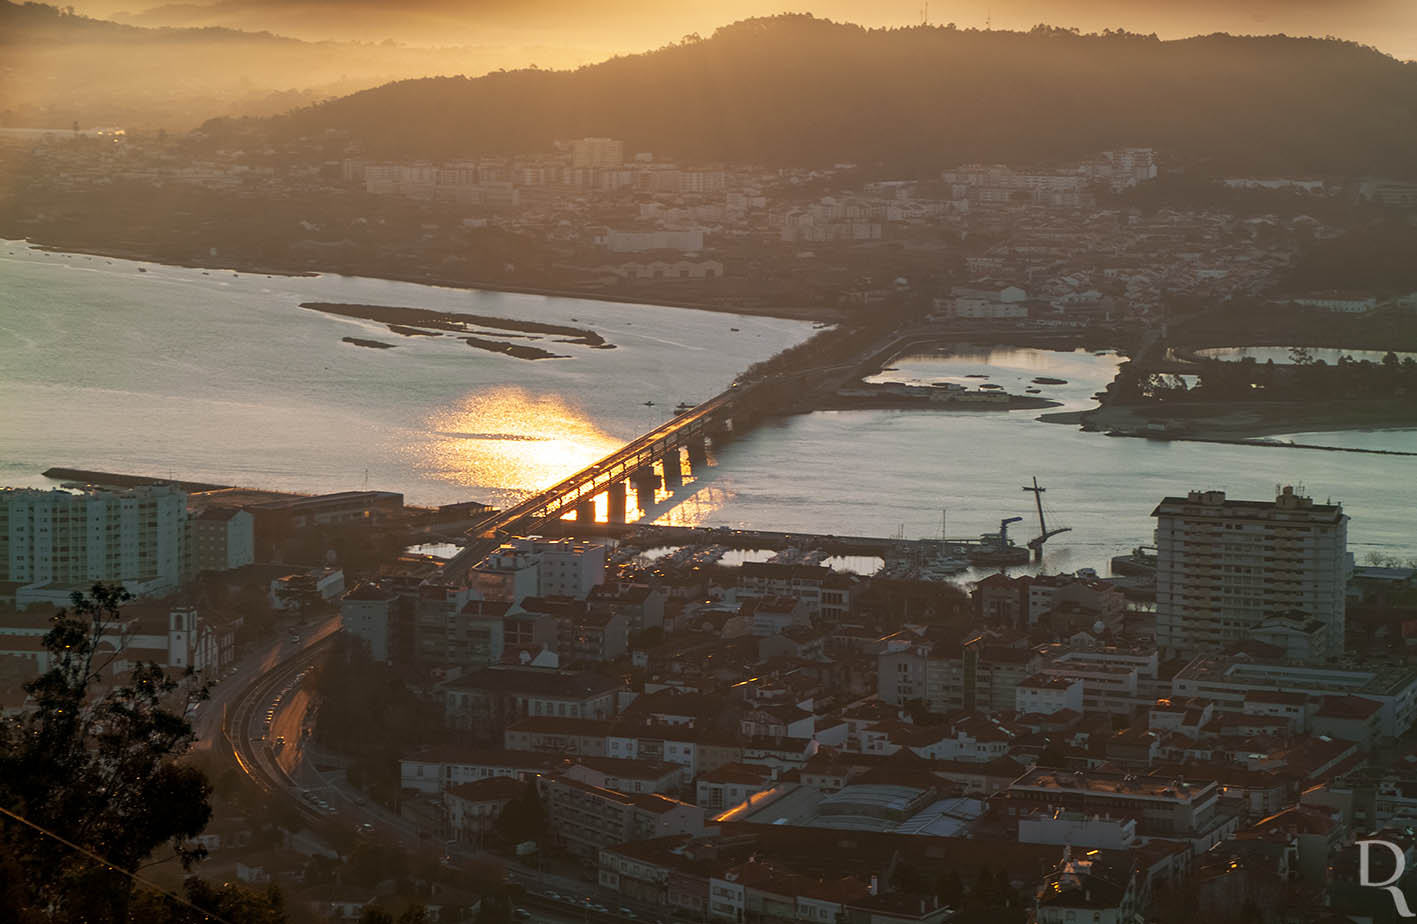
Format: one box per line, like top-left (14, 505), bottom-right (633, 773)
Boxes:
top-left (74, 0), bottom-right (1417, 60)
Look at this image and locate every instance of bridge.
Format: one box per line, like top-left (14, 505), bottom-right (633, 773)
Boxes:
top-left (437, 386), bottom-right (751, 583)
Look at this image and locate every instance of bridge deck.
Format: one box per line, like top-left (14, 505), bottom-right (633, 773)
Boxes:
top-left (437, 388), bottom-right (738, 582)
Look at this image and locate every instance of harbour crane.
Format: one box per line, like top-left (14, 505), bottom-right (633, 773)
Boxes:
top-left (1023, 476), bottom-right (1071, 560)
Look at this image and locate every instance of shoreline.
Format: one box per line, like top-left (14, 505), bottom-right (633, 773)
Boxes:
top-left (1042, 402), bottom-right (1417, 453)
top-left (814, 395), bottom-right (1063, 412)
top-left (3, 236), bottom-right (836, 324)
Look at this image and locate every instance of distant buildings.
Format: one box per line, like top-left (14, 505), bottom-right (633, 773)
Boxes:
top-left (604, 229), bottom-right (706, 253)
top-left (1153, 487), bottom-right (1350, 660)
top-left (571, 137), bottom-right (625, 169)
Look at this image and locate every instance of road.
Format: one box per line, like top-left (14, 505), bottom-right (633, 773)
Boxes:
top-left (218, 620), bottom-right (682, 922)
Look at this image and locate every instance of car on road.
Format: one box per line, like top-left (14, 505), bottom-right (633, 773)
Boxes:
top-left (513, 910), bottom-right (531, 920)
top-left (619, 907), bottom-right (636, 918)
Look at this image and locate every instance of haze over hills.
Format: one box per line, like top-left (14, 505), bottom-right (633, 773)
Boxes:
top-left (0, 1), bottom-right (593, 130)
top-left (61, 0), bottom-right (1417, 60)
top-left (210, 16), bottom-right (1417, 178)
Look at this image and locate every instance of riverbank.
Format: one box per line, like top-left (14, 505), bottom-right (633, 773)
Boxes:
top-left (817, 394), bottom-right (1062, 412)
top-left (1042, 400), bottom-right (1417, 449)
top-left (4, 237), bottom-right (838, 324)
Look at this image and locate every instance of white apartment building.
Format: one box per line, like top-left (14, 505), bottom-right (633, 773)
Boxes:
top-left (1035, 645), bottom-right (1162, 716)
top-left (1016, 675), bottom-right (1084, 716)
top-left (572, 137), bottom-right (625, 169)
top-left (1, 485), bottom-right (189, 604)
top-left (190, 506), bottom-right (254, 573)
top-left (515, 538), bottom-right (606, 599)
top-left (1171, 656), bottom-right (1417, 739)
top-left (1153, 487), bottom-right (1349, 659)
top-left (341, 582), bottom-right (397, 663)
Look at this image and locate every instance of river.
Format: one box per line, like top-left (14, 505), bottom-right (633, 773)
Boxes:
top-left (645, 344), bottom-right (1417, 569)
top-left (3, 242), bottom-right (1413, 570)
top-left (0, 241), bottom-right (810, 507)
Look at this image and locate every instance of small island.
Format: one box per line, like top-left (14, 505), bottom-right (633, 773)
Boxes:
top-left (463, 336), bottom-right (566, 361)
top-left (302, 302), bottom-right (612, 347)
top-left (819, 382), bottom-right (1060, 411)
top-left (341, 336), bottom-right (395, 349)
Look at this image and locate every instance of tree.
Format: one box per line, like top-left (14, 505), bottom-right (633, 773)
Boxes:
top-left (131, 879), bottom-right (289, 924)
top-left (935, 869), bottom-right (963, 907)
top-left (359, 909), bottom-right (396, 924)
top-left (493, 780), bottom-right (547, 847)
top-left (397, 905), bottom-right (430, 924)
top-left (0, 584), bottom-right (213, 923)
top-left (475, 891), bottom-right (513, 924)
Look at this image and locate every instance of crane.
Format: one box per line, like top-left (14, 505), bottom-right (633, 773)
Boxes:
top-left (996, 516), bottom-right (1024, 550)
top-left (1023, 476), bottom-right (1071, 560)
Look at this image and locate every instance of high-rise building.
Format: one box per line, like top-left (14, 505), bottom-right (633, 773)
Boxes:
top-left (571, 137), bottom-right (625, 169)
top-left (0, 485), bottom-right (190, 605)
top-left (1153, 487), bottom-right (1350, 660)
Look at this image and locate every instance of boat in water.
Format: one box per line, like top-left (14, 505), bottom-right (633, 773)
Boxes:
top-left (1110, 545), bottom-right (1158, 576)
top-left (967, 516), bottom-right (1031, 566)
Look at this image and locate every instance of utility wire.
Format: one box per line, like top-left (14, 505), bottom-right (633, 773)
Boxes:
top-left (0, 804), bottom-right (237, 924)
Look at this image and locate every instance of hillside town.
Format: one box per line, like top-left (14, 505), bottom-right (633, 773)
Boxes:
top-left (5, 130), bottom-right (1417, 333)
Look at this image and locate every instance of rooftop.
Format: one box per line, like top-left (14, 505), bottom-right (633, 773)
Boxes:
top-left (1011, 767), bottom-right (1216, 802)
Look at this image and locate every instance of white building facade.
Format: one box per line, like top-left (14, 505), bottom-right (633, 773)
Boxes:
top-left (1, 485), bottom-right (189, 604)
top-left (1153, 487), bottom-right (1349, 659)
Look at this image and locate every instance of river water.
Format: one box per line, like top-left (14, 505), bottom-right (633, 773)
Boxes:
top-left (645, 345), bottom-right (1417, 569)
top-left (0, 241), bottom-right (809, 507)
top-left (3, 242), bottom-right (1414, 570)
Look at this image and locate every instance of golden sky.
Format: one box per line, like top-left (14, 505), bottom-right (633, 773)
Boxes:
top-left (76, 0), bottom-right (1417, 60)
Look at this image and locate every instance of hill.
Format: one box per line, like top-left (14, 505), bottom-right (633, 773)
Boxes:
top-left (236, 15), bottom-right (1417, 176)
top-left (0, 1), bottom-right (572, 131)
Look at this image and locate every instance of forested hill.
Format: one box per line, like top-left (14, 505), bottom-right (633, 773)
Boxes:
top-left (0, 0), bottom-right (296, 44)
top-left (237, 15), bottom-right (1417, 176)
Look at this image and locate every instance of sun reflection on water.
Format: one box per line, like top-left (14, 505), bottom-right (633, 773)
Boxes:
top-left (415, 387), bottom-right (627, 501)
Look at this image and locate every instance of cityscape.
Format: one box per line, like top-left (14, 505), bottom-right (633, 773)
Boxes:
top-left (2, 4), bottom-right (1417, 924)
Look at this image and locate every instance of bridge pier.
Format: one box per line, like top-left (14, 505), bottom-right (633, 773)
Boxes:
top-left (606, 482), bottom-right (628, 525)
top-left (687, 437), bottom-right (709, 469)
top-left (576, 498), bottom-right (596, 525)
top-left (631, 467), bottom-right (661, 513)
top-left (661, 450), bottom-right (683, 489)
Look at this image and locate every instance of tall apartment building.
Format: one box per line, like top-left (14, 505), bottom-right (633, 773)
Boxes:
top-left (1, 485), bottom-right (189, 605)
top-left (571, 137), bottom-right (625, 169)
top-left (1153, 487), bottom-right (1349, 660)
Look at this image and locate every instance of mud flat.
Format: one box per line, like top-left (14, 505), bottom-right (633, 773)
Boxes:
top-left (815, 394), bottom-right (1061, 412)
top-left (302, 301), bottom-right (613, 347)
top-left (1042, 399), bottom-right (1417, 450)
top-left (463, 337), bottom-right (566, 361)
top-left (342, 336), bottom-right (395, 349)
